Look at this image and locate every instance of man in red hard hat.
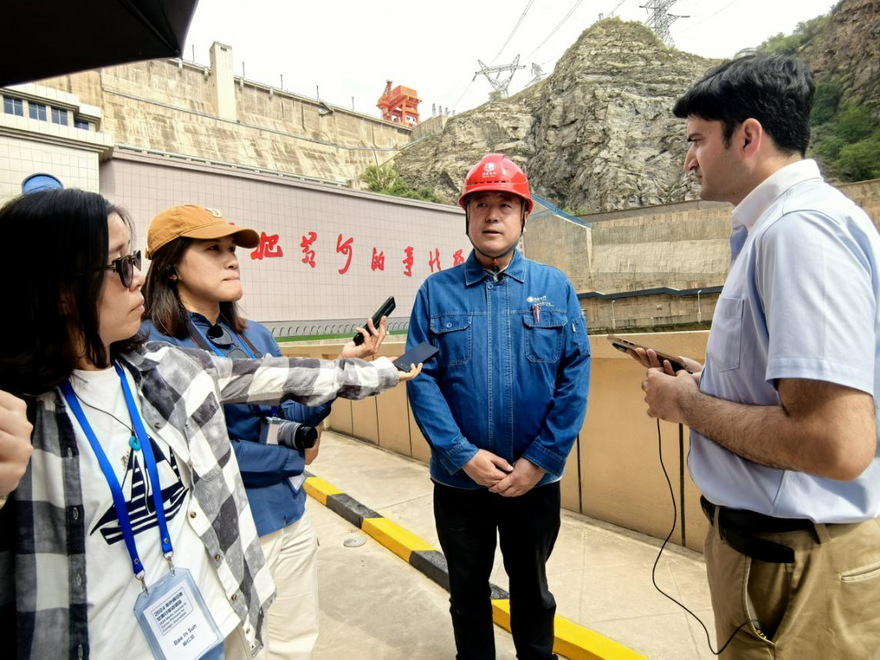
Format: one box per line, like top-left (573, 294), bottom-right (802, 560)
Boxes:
top-left (457, 153), bottom-right (534, 271)
top-left (407, 154), bottom-right (591, 659)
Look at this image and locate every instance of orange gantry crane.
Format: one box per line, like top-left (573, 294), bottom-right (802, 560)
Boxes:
top-left (377, 80), bottom-right (421, 126)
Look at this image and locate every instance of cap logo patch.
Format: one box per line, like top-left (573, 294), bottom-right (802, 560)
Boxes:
top-left (205, 207), bottom-right (223, 218)
top-left (483, 163), bottom-right (496, 175)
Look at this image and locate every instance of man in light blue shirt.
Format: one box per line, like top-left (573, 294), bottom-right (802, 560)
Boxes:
top-left (635, 54), bottom-right (880, 657)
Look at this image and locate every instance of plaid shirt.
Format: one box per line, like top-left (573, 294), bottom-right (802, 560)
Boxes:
top-left (0, 343), bottom-right (400, 659)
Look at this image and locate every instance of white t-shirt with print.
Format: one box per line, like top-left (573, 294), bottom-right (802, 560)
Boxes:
top-left (66, 367), bottom-right (239, 659)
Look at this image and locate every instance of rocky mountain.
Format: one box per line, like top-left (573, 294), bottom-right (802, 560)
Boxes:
top-left (773, 0), bottom-right (880, 181)
top-left (395, 0), bottom-right (880, 211)
top-left (395, 19), bottom-right (713, 213)
top-left (800, 0), bottom-right (880, 113)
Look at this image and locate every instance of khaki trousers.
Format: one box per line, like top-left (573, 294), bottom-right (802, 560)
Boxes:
top-left (704, 511), bottom-right (880, 659)
top-left (226, 513), bottom-right (320, 660)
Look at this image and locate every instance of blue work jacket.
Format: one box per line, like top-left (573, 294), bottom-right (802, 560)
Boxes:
top-left (407, 250), bottom-right (590, 489)
top-left (142, 313), bottom-right (331, 536)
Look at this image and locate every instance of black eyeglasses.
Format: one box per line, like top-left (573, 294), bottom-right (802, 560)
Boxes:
top-left (206, 324), bottom-right (249, 360)
top-left (105, 251), bottom-right (142, 288)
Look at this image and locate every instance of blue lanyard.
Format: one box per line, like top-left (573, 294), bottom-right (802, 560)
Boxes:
top-left (60, 363), bottom-right (174, 585)
top-left (190, 320), bottom-right (279, 418)
top-left (190, 321), bottom-right (257, 359)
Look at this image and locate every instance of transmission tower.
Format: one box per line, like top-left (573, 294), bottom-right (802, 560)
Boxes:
top-left (527, 63), bottom-right (546, 86)
top-left (640, 0), bottom-right (689, 46)
top-left (474, 55), bottom-right (526, 99)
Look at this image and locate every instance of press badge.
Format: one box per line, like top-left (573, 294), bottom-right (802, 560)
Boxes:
top-left (134, 567), bottom-right (223, 660)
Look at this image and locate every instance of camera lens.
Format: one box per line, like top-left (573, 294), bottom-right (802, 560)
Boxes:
top-left (277, 421), bottom-right (318, 451)
top-left (293, 424), bottom-right (318, 450)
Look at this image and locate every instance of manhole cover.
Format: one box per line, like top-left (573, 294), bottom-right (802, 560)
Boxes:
top-left (343, 535), bottom-right (366, 548)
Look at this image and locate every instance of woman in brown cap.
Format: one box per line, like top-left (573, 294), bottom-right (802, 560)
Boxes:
top-left (0, 190), bottom-right (419, 660)
top-left (141, 204), bottom-right (392, 660)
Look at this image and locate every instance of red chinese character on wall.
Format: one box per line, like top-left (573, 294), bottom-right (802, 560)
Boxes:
top-left (453, 249), bottom-right (465, 266)
top-left (428, 249), bottom-right (442, 273)
top-left (251, 232), bottom-right (284, 260)
top-left (371, 248), bottom-right (385, 272)
top-left (403, 246), bottom-right (414, 277)
top-left (336, 234), bottom-right (354, 274)
top-left (300, 231), bottom-right (317, 268)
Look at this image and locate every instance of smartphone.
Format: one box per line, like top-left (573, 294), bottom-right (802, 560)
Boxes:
top-left (393, 341), bottom-right (439, 371)
top-left (353, 296), bottom-right (396, 345)
top-left (607, 334), bottom-right (690, 373)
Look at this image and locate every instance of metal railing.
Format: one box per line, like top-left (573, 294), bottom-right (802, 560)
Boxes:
top-left (266, 318), bottom-right (410, 339)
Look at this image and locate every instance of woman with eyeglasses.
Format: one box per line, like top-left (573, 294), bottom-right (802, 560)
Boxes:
top-left (0, 190), bottom-right (419, 660)
top-left (140, 204), bottom-right (392, 660)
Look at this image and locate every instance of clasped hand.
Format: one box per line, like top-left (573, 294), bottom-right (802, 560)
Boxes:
top-left (462, 449), bottom-right (544, 497)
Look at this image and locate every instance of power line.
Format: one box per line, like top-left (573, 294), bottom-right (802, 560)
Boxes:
top-left (491, 0), bottom-right (537, 63)
top-left (676, 0), bottom-right (741, 35)
top-left (524, 0), bottom-right (587, 61)
top-left (451, 80), bottom-right (474, 111)
top-left (609, 0), bottom-right (628, 16)
top-left (534, 0), bottom-right (627, 76)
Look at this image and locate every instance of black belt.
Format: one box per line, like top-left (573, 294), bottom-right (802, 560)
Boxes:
top-left (701, 496), bottom-right (814, 564)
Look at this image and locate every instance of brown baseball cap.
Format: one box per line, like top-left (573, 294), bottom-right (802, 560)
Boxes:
top-left (146, 205), bottom-right (260, 259)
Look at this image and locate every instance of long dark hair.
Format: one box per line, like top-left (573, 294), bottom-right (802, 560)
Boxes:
top-left (143, 237), bottom-right (247, 338)
top-left (0, 189), bottom-right (144, 395)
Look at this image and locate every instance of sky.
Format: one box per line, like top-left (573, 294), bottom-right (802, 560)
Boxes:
top-left (183, 0), bottom-right (837, 119)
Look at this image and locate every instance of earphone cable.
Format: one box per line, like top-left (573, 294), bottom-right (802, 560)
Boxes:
top-left (68, 385), bottom-right (135, 437)
top-left (652, 418), bottom-right (761, 655)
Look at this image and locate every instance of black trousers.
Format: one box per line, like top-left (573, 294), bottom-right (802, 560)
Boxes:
top-left (433, 481), bottom-right (561, 660)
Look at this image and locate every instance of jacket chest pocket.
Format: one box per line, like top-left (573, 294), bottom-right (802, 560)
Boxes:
top-left (430, 315), bottom-right (473, 366)
top-left (708, 298), bottom-right (744, 372)
top-left (523, 310), bottom-right (567, 363)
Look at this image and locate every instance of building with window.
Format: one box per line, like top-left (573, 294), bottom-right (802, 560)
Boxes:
top-left (3, 96), bottom-right (23, 117)
top-left (0, 83), bottom-right (111, 201)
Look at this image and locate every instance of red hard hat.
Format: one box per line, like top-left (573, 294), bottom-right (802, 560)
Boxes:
top-left (458, 153), bottom-right (533, 214)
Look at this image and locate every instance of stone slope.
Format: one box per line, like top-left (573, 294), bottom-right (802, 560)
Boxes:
top-left (802, 0), bottom-right (880, 112)
top-left (395, 19), bottom-right (713, 212)
top-left (396, 1), bottom-right (880, 212)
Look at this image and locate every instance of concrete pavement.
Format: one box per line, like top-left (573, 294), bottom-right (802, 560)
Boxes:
top-left (309, 431), bottom-right (717, 659)
top-left (308, 497), bottom-right (520, 658)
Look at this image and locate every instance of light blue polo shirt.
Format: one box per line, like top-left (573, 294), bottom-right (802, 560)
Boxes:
top-left (691, 159), bottom-right (880, 523)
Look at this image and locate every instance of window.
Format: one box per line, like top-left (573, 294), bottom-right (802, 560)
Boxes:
top-left (22, 173), bottom-right (63, 194)
top-left (51, 107), bottom-right (69, 126)
top-left (74, 119), bottom-right (90, 130)
top-left (29, 102), bottom-right (47, 121)
top-left (3, 96), bottom-right (24, 117)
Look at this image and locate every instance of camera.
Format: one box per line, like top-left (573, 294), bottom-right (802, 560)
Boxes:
top-left (277, 421), bottom-right (318, 451)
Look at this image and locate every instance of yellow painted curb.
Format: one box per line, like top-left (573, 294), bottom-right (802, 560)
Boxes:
top-left (491, 598), bottom-right (512, 632)
top-left (303, 476), bottom-right (343, 505)
top-left (361, 517), bottom-right (436, 562)
top-left (491, 599), bottom-right (646, 660)
top-left (306, 474), bottom-right (646, 660)
top-left (554, 615), bottom-right (646, 660)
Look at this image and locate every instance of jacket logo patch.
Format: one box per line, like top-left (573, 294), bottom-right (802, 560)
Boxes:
top-left (526, 295), bottom-right (553, 307)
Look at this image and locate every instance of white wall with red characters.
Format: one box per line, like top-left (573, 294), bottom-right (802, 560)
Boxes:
top-left (100, 151), bottom-right (469, 334)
